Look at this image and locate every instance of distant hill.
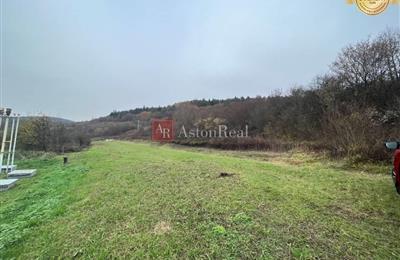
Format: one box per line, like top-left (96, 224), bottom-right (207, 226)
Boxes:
top-left (76, 96), bottom-right (267, 140)
top-left (20, 116), bottom-right (74, 125)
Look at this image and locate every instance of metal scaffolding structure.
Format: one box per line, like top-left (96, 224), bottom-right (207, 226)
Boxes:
top-left (0, 108), bottom-right (20, 173)
top-left (0, 108), bottom-right (36, 191)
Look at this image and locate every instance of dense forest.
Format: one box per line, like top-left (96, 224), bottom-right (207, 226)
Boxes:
top-left (18, 29), bottom-right (400, 161)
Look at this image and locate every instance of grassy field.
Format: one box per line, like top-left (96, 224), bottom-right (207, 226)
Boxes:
top-left (0, 141), bottom-right (399, 259)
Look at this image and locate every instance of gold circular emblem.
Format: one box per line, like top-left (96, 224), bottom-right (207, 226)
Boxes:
top-left (355, 0), bottom-right (390, 15)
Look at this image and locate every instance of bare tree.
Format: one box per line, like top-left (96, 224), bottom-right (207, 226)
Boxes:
top-left (331, 29), bottom-right (400, 88)
top-left (173, 102), bottom-right (199, 128)
top-left (377, 29), bottom-right (400, 81)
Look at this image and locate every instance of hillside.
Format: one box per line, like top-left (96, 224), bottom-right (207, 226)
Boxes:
top-left (20, 116), bottom-right (74, 125)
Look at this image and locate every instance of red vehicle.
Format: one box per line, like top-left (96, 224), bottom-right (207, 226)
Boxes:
top-left (386, 141), bottom-right (400, 194)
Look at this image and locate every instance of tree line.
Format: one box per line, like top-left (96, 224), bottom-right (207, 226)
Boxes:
top-left (18, 117), bottom-right (91, 153)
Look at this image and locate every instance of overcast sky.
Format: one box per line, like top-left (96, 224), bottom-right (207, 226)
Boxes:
top-left (2, 0), bottom-right (399, 121)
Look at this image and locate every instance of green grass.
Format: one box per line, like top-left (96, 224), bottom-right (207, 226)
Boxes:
top-left (1, 140), bottom-right (399, 259)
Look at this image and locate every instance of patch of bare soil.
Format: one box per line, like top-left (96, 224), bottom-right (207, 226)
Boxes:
top-left (154, 221), bottom-right (172, 235)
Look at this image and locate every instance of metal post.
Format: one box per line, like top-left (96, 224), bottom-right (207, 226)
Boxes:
top-left (0, 114), bottom-right (3, 136)
top-left (0, 110), bottom-right (3, 171)
top-left (0, 116), bottom-right (9, 171)
top-left (11, 116), bottom-right (20, 166)
top-left (5, 117), bottom-right (15, 171)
